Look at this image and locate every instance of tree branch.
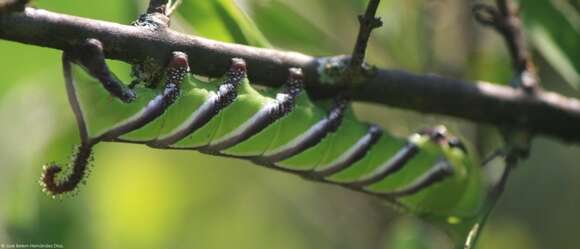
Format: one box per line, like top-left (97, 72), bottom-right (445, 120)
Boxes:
top-left (1, 8), bottom-right (580, 143)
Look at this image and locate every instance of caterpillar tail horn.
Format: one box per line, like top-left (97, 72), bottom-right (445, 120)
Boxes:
top-left (39, 45), bottom-right (99, 197)
top-left (40, 49), bottom-right (192, 197)
top-left (40, 143), bottom-right (94, 197)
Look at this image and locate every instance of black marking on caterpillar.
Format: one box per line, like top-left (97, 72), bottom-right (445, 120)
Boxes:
top-left (315, 124), bottom-right (383, 177)
top-left (348, 143), bottom-right (419, 187)
top-left (256, 97), bottom-right (348, 163)
top-left (381, 159), bottom-right (455, 197)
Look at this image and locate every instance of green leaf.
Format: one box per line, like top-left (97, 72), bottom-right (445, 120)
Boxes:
top-left (529, 25), bottom-right (580, 89)
top-left (521, 0), bottom-right (580, 90)
top-left (243, 0), bottom-right (338, 55)
top-left (176, 0), bottom-right (270, 48)
top-left (217, 0), bottom-right (271, 48)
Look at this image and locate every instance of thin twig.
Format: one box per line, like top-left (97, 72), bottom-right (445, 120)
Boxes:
top-left (166, 0), bottom-right (182, 16)
top-left (1, 8), bottom-right (580, 143)
top-left (474, 0), bottom-right (540, 157)
top-left (146, 0), bottom-right (169, 15)
top-left (473, 0), bottom-right (539, 92)
top-left (350, 0), bottom-right (383, 70)
top-left (464, 160), bottom-right (513, 249)
top-left (466, 2), bottom-right (540, 247)
top-left (481, 149), bottom-right (505, 167)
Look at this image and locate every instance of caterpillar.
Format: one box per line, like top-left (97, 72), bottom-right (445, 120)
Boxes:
top-left (40, 38), bottom-right (486, 231)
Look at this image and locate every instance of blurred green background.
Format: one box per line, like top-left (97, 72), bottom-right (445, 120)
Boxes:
top-left (1, 0), bottom-right (579, 248)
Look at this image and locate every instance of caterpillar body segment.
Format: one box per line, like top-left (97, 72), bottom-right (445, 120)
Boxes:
top-left (208, 69), bottom-right (304, 154)
top-left (71, 51), bottom-right (188, 142)
top-left (258, 98), bottom-right (346, 169)
top-left (43, 47), bottom-right (485, 222)
top-left (66, 39), bottom-right (136, 103)
top-left (150, 59), bottom-right (247, 148)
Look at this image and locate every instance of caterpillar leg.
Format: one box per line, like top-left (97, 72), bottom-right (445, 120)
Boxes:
top-left (64, 38), bottom-right (136, 103)
top-left (98, 51), bottom-right (188, 140)
top-left (40, 49), bottom-right (190, 196)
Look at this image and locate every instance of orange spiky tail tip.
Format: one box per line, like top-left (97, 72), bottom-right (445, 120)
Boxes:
top-left (40, 143), bottom-right (94, 197)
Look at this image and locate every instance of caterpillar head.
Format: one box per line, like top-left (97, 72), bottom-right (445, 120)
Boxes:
top-left (420, 126), bottom-right (468, 154)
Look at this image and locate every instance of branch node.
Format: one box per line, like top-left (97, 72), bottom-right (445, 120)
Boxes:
top-left (357, 15), bottom-right (383, 29)
top-left (317, 55), bottom-right (377, 88)
top-left (348, 0), bottom-right (382, 82)
top-left (316, 0), bottom-right (383, 89)
top-left (473, 3), bottom-right (500, 28)
top-left (135, 0), bottom-right (182, 30)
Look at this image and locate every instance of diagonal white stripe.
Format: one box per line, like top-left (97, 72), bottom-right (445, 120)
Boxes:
top-left (156, 92), bottom-right (218, 141)
top-left (209, 99), bottom-right (277, 146)
top-left (315, 131), bottom-right (374, 172)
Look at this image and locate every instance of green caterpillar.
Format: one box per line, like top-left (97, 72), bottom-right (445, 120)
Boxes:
top-left (40, 38), bottom-right (486, 235)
